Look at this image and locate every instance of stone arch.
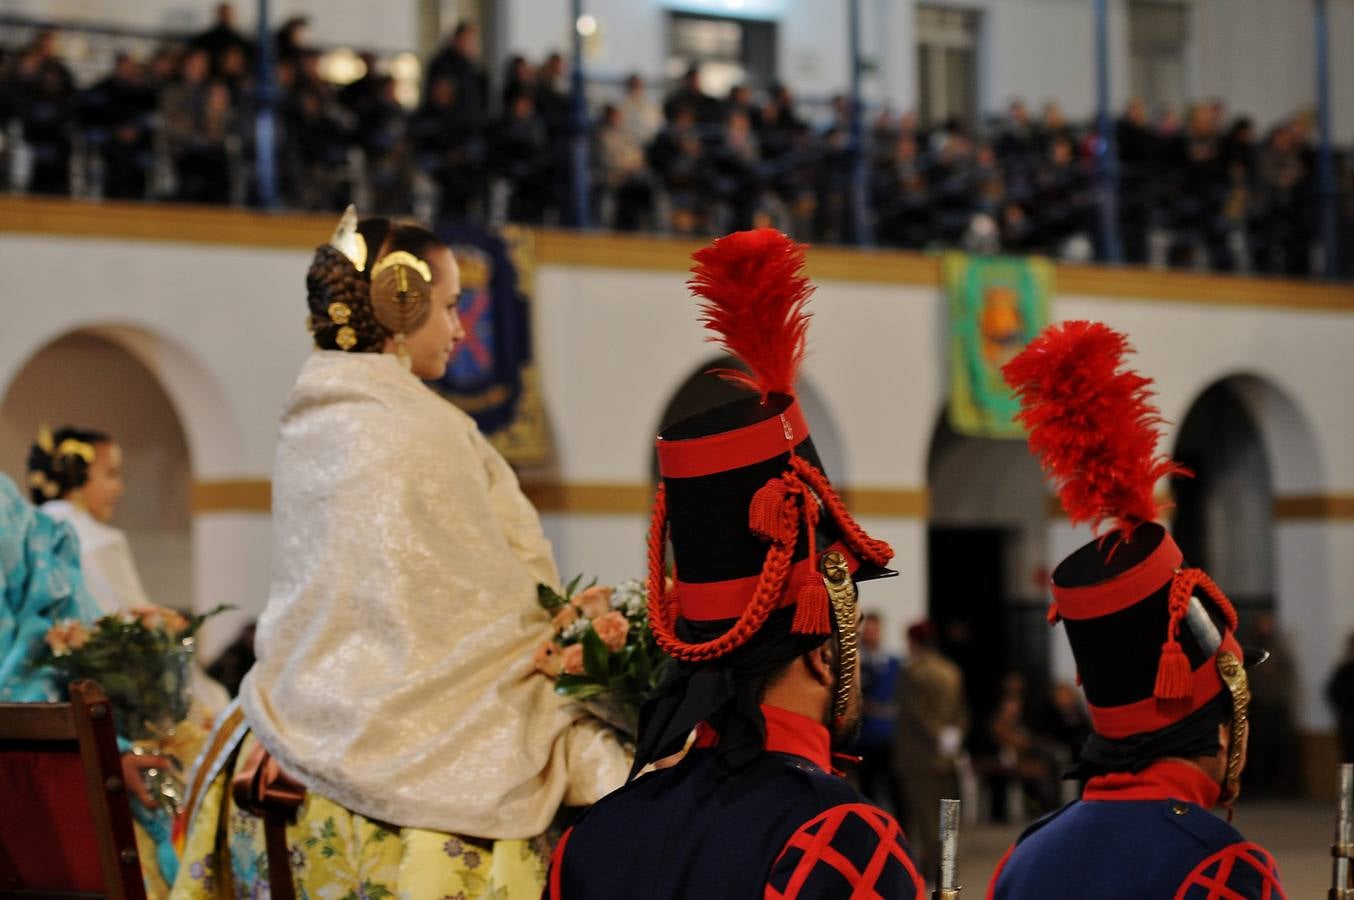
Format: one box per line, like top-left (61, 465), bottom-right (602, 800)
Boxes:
top-left (1171, 371), bottom-right (1332, 734)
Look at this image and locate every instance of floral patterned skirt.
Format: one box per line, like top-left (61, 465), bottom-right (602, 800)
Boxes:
top-left (169, 732), bottom-right (554, 899)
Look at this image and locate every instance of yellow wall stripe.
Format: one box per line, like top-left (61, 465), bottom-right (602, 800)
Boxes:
top-left (1273, 494), bottom-right (1354, 520)
top-left (192, 479), bottom-right (271, 513)
top-left (193, 478), bottom-right (1354, 521)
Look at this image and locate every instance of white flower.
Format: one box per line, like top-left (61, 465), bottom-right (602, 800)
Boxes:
top-left (612, 579), bottom-right (648, 616)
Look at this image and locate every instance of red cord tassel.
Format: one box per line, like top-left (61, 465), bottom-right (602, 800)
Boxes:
top-left (1154, 640), bottom-right (1192, 700)
top-left (1046, 602), bottom-right (1061, 624)
top-left (792, 579), bottom-right (831, 635)
top-left (749, 478), bottom-right (792, 543)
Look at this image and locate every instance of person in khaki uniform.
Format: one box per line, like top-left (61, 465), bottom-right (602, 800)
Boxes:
top-left (893, 619), bottom-right (968, 878)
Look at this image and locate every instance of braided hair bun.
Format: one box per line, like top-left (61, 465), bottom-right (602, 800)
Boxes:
top-left (26, 426), bottom-right (109, 504)
top-left (306, 245), bottom-right (387, 352)
top-left (305, 217), bottom-right (444, 353)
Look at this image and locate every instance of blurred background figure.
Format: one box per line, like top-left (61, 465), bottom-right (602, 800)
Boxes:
top-left (894, 619), bottom-right (968, 879)
top-left (855, 611), bottom-right (905, 817)
top-left (1245, 611), bottom-right (1301, 796)
top-left (1327, 632), bottom-right (1354, 764)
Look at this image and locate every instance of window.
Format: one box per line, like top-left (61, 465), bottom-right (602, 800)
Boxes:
top-left (1129, 0), bottom-right (1190, 114)
top-left (916, 5), bottom-right (980, 130)
top-left (667, 13), bottom-right (777, 96)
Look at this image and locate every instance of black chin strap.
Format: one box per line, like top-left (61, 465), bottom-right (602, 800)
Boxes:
top-left (1068, 691), bottom-right (1229, 780)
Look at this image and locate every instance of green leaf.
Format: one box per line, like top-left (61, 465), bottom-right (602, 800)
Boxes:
top-left (536, 583), bottom-right (567, 611)
top-left (580, 627), bottom-right (611, 681)
top-left (564, 574), bottom-right (583, 598)
top-left (554, 682), bottom-right (607, 701)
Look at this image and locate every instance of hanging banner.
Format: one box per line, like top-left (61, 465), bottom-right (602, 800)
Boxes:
top-left (430, 223), bottom-right (551, 466)
top-left (944, 253), bottom-right (1052, 438)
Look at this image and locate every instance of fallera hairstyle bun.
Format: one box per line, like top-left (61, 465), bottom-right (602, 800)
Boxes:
top-left (26, 425), bottom-right (110, 504)
top-left (305, 216), bottom-right (444, 353)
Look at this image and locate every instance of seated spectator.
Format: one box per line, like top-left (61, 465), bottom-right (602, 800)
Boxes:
top-left (275, 15), bottom-right (310, 67)
top-left (501, 54), bottom-right (535, 112)
top-left (337, 51), bottom-right (383, 123)
top-left (179, 80), bottom-right (237, 204)
top-left (489, 89), bottom-right (553, 223)
top-left (80, 53), bottom-right (156, 199)
top-left (356, 76), bottom-right (411, 212)
top-left (595, 103), bottom-right (653, 231)
top-left (664, 63), bottom-right (721, 127)
top-left (872, 133), bottom-right (931, 249)
top-left (619, 73), bottom-right (661, 148)
top-left (425, 21), bottom-right (487, 131)
top-left (996, 99), bottom-right (1039, 170)
top-left (286, 81), bottom-right (353, 209)
top-left (649, 104), bottom-right (712, 233)
top-left (16, 35), bottom-right (76, 195)
top-left (412, 76), bottom-right (485, 221)
top-left (1033, 680), bottom-right (1091, 768)
top-left (191, 2), bottom-right (252, 78)
top-left (710, 109), bottom-right (764, 230)
top-left (1255, 122), bottom-right (1311, 276)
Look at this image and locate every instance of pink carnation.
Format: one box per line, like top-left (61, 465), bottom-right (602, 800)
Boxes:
top-left (592, 610), bottom-right (630, 652)
top-left (45, 619), bottom-right (91, 657)
top-left (572, 585), bottom-right (615, 619)
top-left (533, 641), bottom-right (563, 677)
top-left (551, 605), bottom-right (579, 631)
top-left (561, 643), bottom-right (586, 675)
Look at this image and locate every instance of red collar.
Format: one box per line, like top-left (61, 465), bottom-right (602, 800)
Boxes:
top-left (1082, 759), bottom-right (1222, 809)
top-left (693, 704), bottom-right (833, 772)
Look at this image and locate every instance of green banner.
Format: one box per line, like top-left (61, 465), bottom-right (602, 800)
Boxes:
top-left (944, 253), bottom-right (1052, 438)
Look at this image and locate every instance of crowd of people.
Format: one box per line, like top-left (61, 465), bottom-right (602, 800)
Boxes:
top-left (0, 5), bottom-right (1350, 276)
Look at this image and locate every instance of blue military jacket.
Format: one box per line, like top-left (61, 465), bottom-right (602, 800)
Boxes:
top-left (989, 760), bottom-right (1284, 899)
top-left (548, 704), bottom-right (925, 899)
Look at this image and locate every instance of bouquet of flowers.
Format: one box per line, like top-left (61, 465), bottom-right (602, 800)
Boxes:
top-left (534, 576), bottom-right (668, 738)
top-left (44, 604), bottom-right (229, 813)
top-left (45, 605), bottom-right (226, 740)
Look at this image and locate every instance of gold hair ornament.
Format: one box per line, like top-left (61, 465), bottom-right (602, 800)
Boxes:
top-left (328, 205), bottom-right (368, 273)
top-left (369, 250), bottom-right (434, 365)
top-left (35, 423), bottom-right (95, 465)
top-left (1217, 650), bottom-right (1250, 806)
top-left (55, 439), bottom-right (96, 464)
top-left (370, 251), bottom-right (433, 285)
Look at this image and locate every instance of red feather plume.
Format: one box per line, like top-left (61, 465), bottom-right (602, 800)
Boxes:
top-left (688, 228), bottom-right (813, 399)
top-left (1001, 320), bottom-right (1189, 539)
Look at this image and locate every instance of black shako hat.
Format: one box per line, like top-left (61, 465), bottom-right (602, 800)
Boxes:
top-left (645, 228), bottom-right (895, 664)
top-left (1003, 321), bottom-right (1261, 746)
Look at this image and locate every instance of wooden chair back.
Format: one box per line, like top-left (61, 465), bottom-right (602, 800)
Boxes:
top-left (0, 680), bottom-right (146, 899)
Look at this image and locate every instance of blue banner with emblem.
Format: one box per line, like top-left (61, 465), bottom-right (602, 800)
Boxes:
top-left (429, 223), bottom-right (550, 466)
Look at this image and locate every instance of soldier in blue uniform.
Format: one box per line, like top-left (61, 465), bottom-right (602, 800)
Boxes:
top-left (546, 229), bottom-right (926, 899)
top-left (988, 321), bottom-right (1286, 900)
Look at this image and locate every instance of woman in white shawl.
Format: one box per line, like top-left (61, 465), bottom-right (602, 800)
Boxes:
top-left (172, 210), bottom-right (629, 898)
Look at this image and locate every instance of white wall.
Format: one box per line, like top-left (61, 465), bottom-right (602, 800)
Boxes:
top-left (1196, 0), bottom-right (1354, 144)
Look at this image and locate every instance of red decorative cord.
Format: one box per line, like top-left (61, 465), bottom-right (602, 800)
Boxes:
top-left (789, 455), bottom-right (893, 566)
top-left (647, 481), bottom-right (801, 662)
